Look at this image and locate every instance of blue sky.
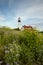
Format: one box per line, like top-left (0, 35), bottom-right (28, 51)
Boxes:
top-left (0, 0), bottom-right (43, 31)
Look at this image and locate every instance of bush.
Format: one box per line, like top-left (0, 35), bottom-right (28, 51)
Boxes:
top-left (0, 27), bottom-right (43, 65)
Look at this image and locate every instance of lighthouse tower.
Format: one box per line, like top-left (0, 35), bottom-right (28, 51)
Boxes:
top-left (18, 17), bottom-right (21, 29)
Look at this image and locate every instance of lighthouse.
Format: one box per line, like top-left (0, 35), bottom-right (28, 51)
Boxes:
top-left (18, 17), bottom-right (21, 29)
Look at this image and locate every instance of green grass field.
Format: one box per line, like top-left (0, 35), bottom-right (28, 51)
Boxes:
top-left (0, 27), bottom-right (43, 65)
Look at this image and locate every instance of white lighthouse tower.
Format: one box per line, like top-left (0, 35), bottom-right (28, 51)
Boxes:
top-left (18, 17), bottom-right (21, 29)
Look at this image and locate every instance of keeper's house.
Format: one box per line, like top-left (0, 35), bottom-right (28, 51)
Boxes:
top-left (21, 25), bottom-right (33, 31)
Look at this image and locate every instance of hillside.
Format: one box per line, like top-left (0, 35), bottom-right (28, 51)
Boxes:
top-left (0, 27), bottom-right (43, 65)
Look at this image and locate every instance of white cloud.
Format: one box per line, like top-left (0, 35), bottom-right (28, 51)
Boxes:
top-left (0, 16), bottom-right (5, 21)
top-left (8, 0), bottom-right (15, 9)
top-left (8, 0), bottom-right (43, 22)
top-left (0, 12), bottom-right (5, 21)
top-left (17, 4), bottom-right (43, 19)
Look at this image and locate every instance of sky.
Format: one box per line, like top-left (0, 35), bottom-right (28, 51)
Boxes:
top-left (0, 0), bottom-right (43, 31)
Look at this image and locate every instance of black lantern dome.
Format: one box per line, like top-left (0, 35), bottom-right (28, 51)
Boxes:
top-left (18, 17), bottom-right (21, 22)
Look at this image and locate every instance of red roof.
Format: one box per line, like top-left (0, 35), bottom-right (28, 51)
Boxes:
top-left (23, 25), bottom-right (32, 28)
